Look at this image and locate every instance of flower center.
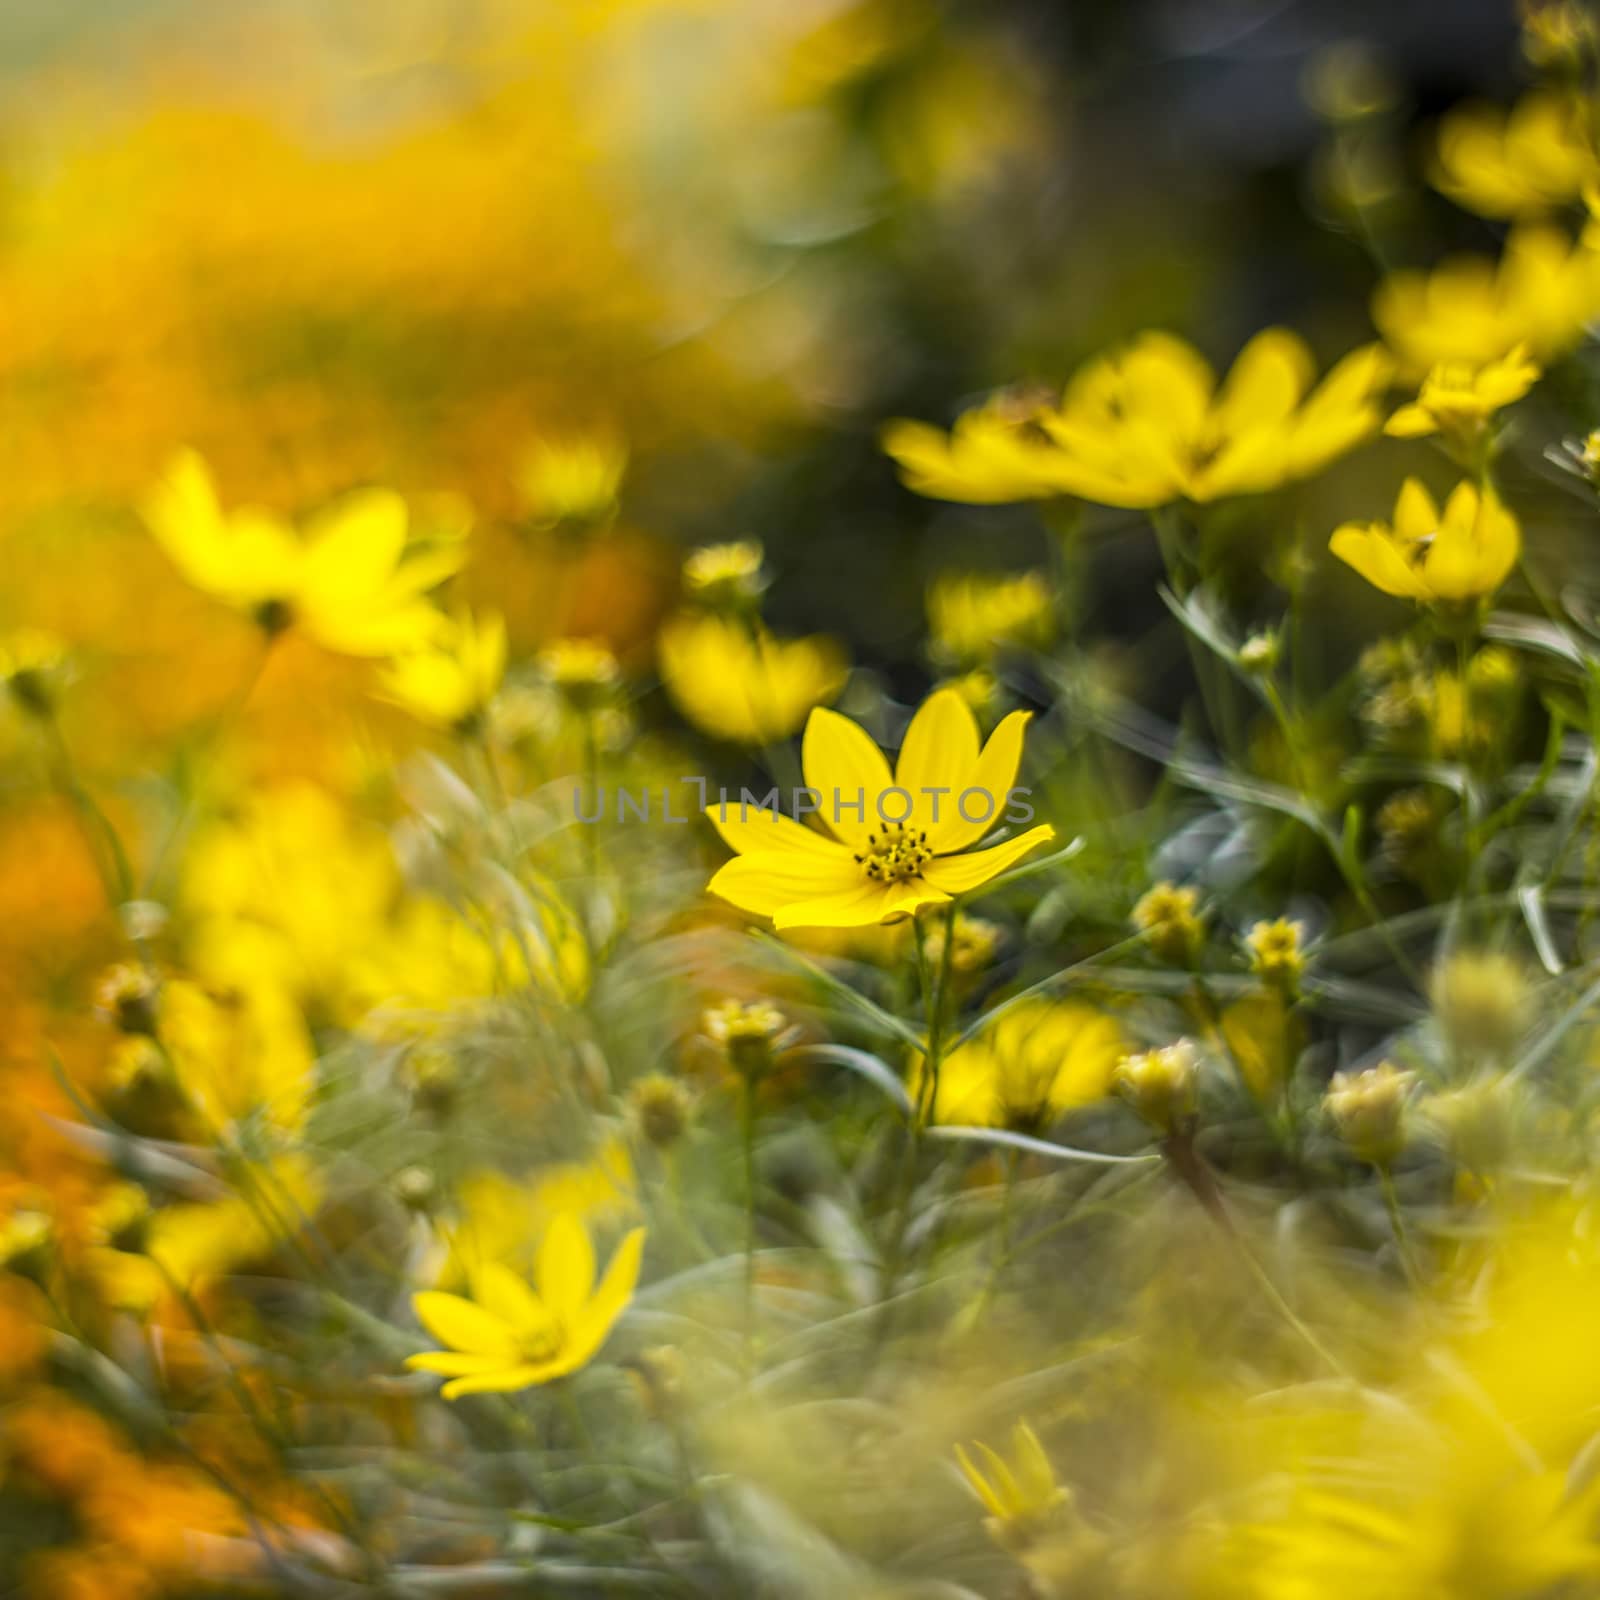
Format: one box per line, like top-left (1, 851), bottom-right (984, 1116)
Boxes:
top-left (855, 823), bottom-right (932, 884)
top-left (517, 1315), bottom-right (565, 1363)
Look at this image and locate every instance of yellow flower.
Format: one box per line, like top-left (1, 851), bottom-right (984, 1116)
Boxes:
top-left (539, 637), bottom-right (622, 711)
top-left (1329, 479), bottom-right (1519, 605)
top-left (706, 689), bottom-right (1055, 930)
top-left (435, 1144), bottom-right (639, 1290)
top-left (916, 999), bottom-right (1126, 1130)
top-left (516, 434), bottom-right (626, 531)
top-left (1385, 346), bottom-right (1541, 443)
top-left (885, 329), bottom-right (1391, 508)
top-left (144, 450), bottom-right (463, 654)
top-left (0, 628), bottom-right (69, 716)
top-left (148, 1156), bottom-right (322, 1290)
top-left (1431, 92), bottom-right (1596, 218)
top-left (1244, 917), bottom-right (1307, 990)
top-left (156, 976), bottom-right (314, 1136)
top-left (682, 541), bottom-right (768, 609)
top-left (407, 1213), bottom-right (644, 1398)
top-left (1374, 227), bottom-right (1600, 374)
top-left (1131, 881), bottom-right (1205, 966)
top-left (927, 571), bottom-right (1054, 666)
top-left (704, 998), bottom-right (792, 1077)
top-left (378, 608), bottom-right (506, 730)
top-left (955, 1421), bottom-right (1066, 1546)
top-left (659, 612), bottom-right (847, 746)
top-left (1114, 1040), bottom-right (1200, 1133)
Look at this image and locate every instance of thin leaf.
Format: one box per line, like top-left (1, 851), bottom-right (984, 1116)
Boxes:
top-left (783, 1043), bottom-right (913, 1114)
top-left (926, 1124), bottom-right (1158, 1165)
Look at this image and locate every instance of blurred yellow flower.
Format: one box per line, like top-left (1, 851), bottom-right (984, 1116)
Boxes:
top-left (955, 1421), bottom-right (1066, 1545)
top-left (0, 629), bottom-right (69, 716)
top-left (157, 976), bottom-right (314, 1136)
top-left (516, 435), bottom-right (627, 532)
top-left (408, 1213), bottom-right (644, 1398)
top-left (148, 1156), bottom-right (322, 1291)
top-left (1385, 346), bottom-right (1541, 444)
top-left (1374, 227), bottom-right (1600, 374)
top-left (681, 541), bottom-right (768, 610)
top-left (659, 612), bottom-right (847, 746)
top-left (918, 998), bottom-right (1126, 1130)
top-left (886, 329), bottom-right (1391, 508)
top-left (1243, 917), bottom-right (1307, 990)
top-left (378, 608), bottom-right (506, 731)
top-left (1324, 1061), bottom-right (1413, 1166)
top-left (1431, 92), bottom-right (1596, 218)
top-left (706, 688), bottom-right (1054, 930)
top-left (1131, 881), bottom-right (1206, 966)
top-left (145, 451), bottom-right (463, 654)
top-left (1330, 479), bottom-right (1519, 605)
top-left (927, 571), bottom-right (1054, 666)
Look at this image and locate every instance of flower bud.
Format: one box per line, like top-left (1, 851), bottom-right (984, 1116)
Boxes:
top-left (1429, 950), bottom-right (1531, 1065)
top-left (627, 1073), bottom-right (695, 1150)
top-left (1131, 883), bottom-right (1205, 967)
top-left (1325, 1061), bottom-right (1413, 1166)
top-left (1115, 1040), bottom-right (1199, 1134)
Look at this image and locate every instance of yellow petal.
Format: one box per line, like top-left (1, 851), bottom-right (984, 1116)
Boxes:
top-left (1212, 328), bottom-right (1315, 432)
top-left (301, 489), bottom-right (409, 603)
top-left (405, 1351), bottom-right (515, 1377)
top-left (801, 707), bottom-right (894, 845)
top-left (412, 1291), bottom-right (518, 1358)
top-left (894, 689), bottom-right (982, 841)
top-left (441, 1361), bottom-right (574, 1399)
top-left (1393, 478), bottom-right (1439, 541)
top-left (1329, 525), bottom-right (1429, 600)
top-left (770, 881), bottom-right (902, 931)
top-left (936, 711), bottom-right (1034, 852)
top-left (566, 1226), bottom-right (646, 1368)
top-left (922, 823), bottom-right (1056, 895)
top-left (708, 851), bottom-right (866, 918)
top-left (471, 1261), bottom-right (550, 1335)
top-left (1384, 404), bottom-right (1438, 438)
top-left (955, 1444), bottom-right (1008, 1520)
top-left (537, 1213), bottom-right (596, 1323)
top-left (705, 803), bottom-right (852, 862)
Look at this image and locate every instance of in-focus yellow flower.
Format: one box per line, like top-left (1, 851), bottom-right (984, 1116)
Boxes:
top-left (145, 451), bottom-right (463, 654)
top-left (1329, 479), bottom-right (1520, 605)
top-left (1385, 346), bottom-right (1541, 444)
top-left (706, 689), bottom-right (1055, 930)
top-left (886, 329), bottom-right (1391, 508)
top-left (927, 571), bottom-right (1054, 666)
top-left (659, 612), bottom-right (847, 746)
top-left (917, 999), bottom-right (1126, 1131)
top-left (516, 435), bottom-right (626, 531)
top-left (407, 1213), bottom-right (644, 1398)
top-left (1374, 227), bottom-right (1600, 374)
top-left (378, 608), bottom-right (506, 731)
top-left (955, 1421), bottom-right (1067, 1545)
top-left (1431, 93), bottom-right (1596, 218)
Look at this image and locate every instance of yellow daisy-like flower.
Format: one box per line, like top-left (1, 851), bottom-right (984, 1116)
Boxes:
top-left (885, 328), bottom-right (1391, 509)
top-left (1329, 478), bottom-right (1520, 606)
top-left (145, 451), bottom-right (462, 655)
top-left (1385, 346), bottom-right (1541, 443)
top-left (407, 1213), bottom-right (645, 1398)
top-left (927, 570), bottom-right (1054, 666)
top-left (706, 688), bottom-right (1055, 931)
top-left (378, 608), bottom-right (507, 730)
top-left (1431, 92), bottom-right (1597, 219)
top-left (915, 998), bottom-right (1126, 1131)
top-left (1373, 227), bottom-right (1600, 375)
top-left (516, 435), bottom-right (626, 531)
top-left (659, 612), bottom-right (848, 746)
